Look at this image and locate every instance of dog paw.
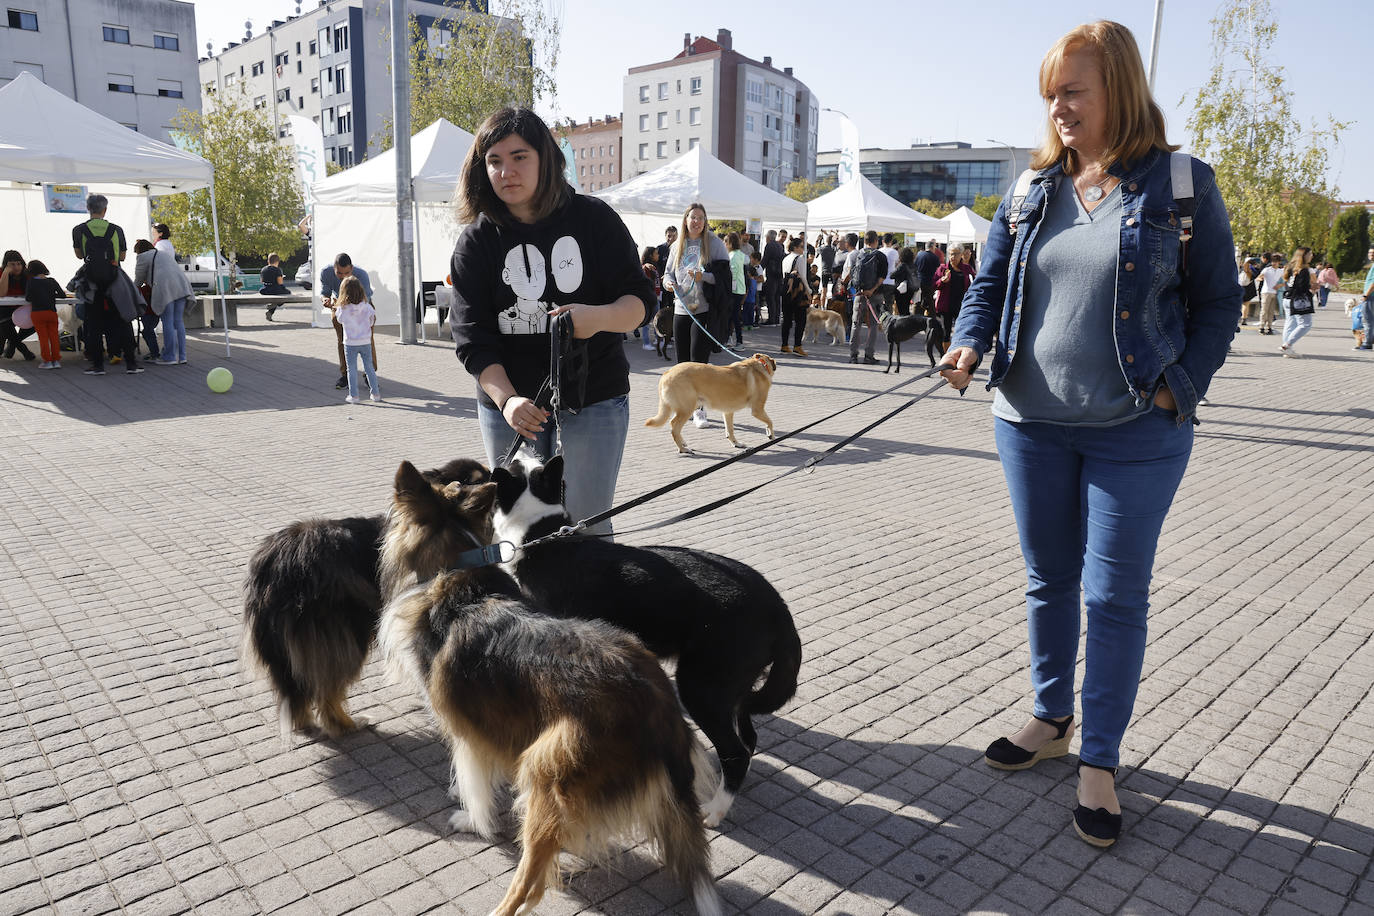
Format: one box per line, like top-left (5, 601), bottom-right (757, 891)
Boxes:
top-left (701, 790), bottom-right (733, 828)
top-left (449, 810), bottom-right (494, 837)
top-left (732, 441), bottom-right (745, 449)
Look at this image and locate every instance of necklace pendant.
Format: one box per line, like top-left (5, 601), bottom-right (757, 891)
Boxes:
top-left (1083, 185), bottom-right (1104, 203)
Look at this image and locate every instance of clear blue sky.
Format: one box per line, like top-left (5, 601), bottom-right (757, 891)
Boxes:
top-left (195, 0), bottom-right (1373, 200)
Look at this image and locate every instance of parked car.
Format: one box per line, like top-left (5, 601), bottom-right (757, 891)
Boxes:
top-left (178, 255), bottom-right (239, 293)
top-left (294, 258), bottom-right (313, 290)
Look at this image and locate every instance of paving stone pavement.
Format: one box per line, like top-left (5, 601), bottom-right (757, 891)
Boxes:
top-left (1, 301), bottom-right (1371, 916)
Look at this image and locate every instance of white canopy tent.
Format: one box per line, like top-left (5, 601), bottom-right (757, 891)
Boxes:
top-left (311, 118), bottom-right (475, 329)
top-left (595, 146), bottom-right (808, 245)
top-left (805, 176), bottom-right (949, 241)
top-left (940, 206), bottom-right (992, 245)
top-left (0, 72), bottom-right (231, 353)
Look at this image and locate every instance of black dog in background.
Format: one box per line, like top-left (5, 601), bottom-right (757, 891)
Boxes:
top-left (652, 304), bottom-right (675, 359)
top-left (240, 457), bottom-right (489, 738)
top-left (878, 312), bottom-right (945, 372)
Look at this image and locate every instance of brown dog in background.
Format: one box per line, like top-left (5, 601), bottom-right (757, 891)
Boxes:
top-left (803, 306), bottom-right (845, 345)
top-left (646, 354), bottom-right (778, 454)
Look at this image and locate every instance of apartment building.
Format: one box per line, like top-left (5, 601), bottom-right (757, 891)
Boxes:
top-left (198, 0), bottom-right (495, 167)
top-left (816, 142), bottom-right (1037, 208)
top-left (557, 115), bottom-right (622, 193)
top-left (622, 29), bottom-right (818, 192)
top-left (0, 0), bottom-right (200, 138)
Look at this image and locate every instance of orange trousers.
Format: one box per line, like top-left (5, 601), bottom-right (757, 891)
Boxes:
top-left (31, 310), bottom-right (60, 363)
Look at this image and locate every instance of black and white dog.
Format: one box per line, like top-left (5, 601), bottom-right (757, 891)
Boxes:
top-left (652, 304), bottom-right (675, 359)
top-left (878, 312), bottom-right (945, 372)
top-left (491, 455), bottom-right (803, 826)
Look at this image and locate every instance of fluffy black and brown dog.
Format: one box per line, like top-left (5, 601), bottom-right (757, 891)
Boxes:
top-left (878, 311), bottom-right (945, 372)
top-left (378, 462), bottom-right (722, 916)
top-left (240, 457), bottom-right (489, 739)
top-left (491, 455), bottom-right (803, 826)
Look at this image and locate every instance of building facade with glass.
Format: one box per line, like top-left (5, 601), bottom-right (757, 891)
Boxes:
top-left (816, 142), bottom-right (1035, 209)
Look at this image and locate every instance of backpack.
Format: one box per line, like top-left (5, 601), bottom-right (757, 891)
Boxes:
top-left (79, 223), bottom-right (118, 290)
top-left (855, 248), bottom-right (887, 292)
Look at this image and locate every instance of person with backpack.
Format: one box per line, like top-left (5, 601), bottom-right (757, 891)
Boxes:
top-left (779, 236), bottom-right (811, 356)
top-left (933, 246), bottom-right (975, 345)
top-left (71, 194), bottom-right (141, 375)
top-left (846, 231), bottom-right (888, 365)
top-left (940, 20), bottom-right (1239, 850)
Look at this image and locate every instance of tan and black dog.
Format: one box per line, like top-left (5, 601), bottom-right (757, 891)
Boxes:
top-left (645, 353), bottom-right (777, 454)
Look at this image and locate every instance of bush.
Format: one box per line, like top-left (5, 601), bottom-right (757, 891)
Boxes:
top-left (1328, 208), bottom-right (1370, 275)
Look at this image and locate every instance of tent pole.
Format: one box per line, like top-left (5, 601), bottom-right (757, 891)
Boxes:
top-left (413, 198), bottom-right (426, 343)
top-left (208, 177), bottom-right (230, 357)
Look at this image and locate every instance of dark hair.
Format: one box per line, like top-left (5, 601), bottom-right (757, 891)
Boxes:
top-left (26, 258), bottom-right (48, 276)
top-left (864, 230), bottom-right (879, 246)
top-left (899, 247), bottom-right (915, 264)
top-left (846, 233), bottom-right (859, 248)
top-left (268, 253), bottom-right (280, 264)
top-left (458, 107), bottom-right (568, 226)
top-left (665, 225), bottom-right (678, 236)
top-left (788, 237), bottom-right (803, 253)
top-left (133, 239), bottom-right (154, 255)
top-left (154, 223), bottom-right (171, 240)
top-left (335, 252), bottom-right (353, 268)
top-left (641, 246), bottom-right (657, 264)
top-left (2, 249), bottom-right (23, 268)
top-left (339, 275), bottom-right (367, 306)
top-left (726, 232), bottom-right (741, 251)
top-left (749, 250), bottom-right (760, 261)
top-left (882, 232), bottom-right (895, 246)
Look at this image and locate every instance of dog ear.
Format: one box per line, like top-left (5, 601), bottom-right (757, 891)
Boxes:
top-left (543, 454), bottom-right (565, 487)
top-left (394, 461), bottom-right (444, 524)
top-left (460, 481), bottom-right (499, 519)
top-left (491, 466), bottom-right (520, 511)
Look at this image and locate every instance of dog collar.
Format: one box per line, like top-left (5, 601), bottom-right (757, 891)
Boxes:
top-left (450, 541), bottom-right (516, 570)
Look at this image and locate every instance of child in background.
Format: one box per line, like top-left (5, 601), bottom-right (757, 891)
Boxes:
top-left (335, 275), bottom-right (380, 403)
top-left (743, 251), bottom-right (761, 330)
top-left (24, 260), bottom-right (64, 369)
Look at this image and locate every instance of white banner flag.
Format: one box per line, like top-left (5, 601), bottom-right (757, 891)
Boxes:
top-left (837, 116), bottom-right (860, 186)
top-left (287, 114), bottom-right (326, 206)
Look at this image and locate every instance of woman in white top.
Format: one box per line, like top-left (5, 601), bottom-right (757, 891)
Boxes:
top-left (152, 223), bottom-right (176, 258)
top-left (662, 203), bottom-right (729, 427)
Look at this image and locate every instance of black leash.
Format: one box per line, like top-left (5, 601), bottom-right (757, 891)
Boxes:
top-left (521, 361), bottom-right (962, 547)
top-left (499, 312), bottom-right (569, 468)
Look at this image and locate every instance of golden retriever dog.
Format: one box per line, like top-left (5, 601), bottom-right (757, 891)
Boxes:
top-left (56, 302), bottom-right (81, 347)
top-left (804, 306), bottom-right (845, 345)
top-left (645, 354), bottom-right (777, 454)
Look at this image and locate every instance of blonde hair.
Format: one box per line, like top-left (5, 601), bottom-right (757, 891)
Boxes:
top-left (1284, 247), bottom-right (1312, 281)
top-left (338, 275), bottom-right (367, 306)
top-left (1030, 20), bottom-right (1177, 174)
top-left (672, 203), bottom-right (709, 267)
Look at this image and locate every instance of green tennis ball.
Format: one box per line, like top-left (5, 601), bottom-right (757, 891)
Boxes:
top-left (207, 367), bottom-right (233, 393)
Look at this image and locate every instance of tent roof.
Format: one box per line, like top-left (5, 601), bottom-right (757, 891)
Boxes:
top-left (942, 205), bottom-right (992, 245)
top-left (595, 146), bottom-right (807, 223)
top-left (805, 176), bottom-right (949, 239)
top-left (0, 71), bottom-right (212, 195)
top-left (312, 118), bottom-right (475, 204)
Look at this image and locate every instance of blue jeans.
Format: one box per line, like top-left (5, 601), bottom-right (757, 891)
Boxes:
top-left (1361, 298), bottom-right (1374, 348)
top-left (995, 409), bottom-right (1193, 768)
top-left (478, 394), bottom-right (629, 537)
top-left (344, 343), bottom-right (379, 398)
top-left (161, 296), bottom-right (187, 361)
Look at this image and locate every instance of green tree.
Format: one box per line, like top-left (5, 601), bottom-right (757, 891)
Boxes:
top-left (910, 198), bottom-right (956, 219)
top-left (709, 220), bottom-right (745, 237)
top-left (783, 176), bottom-right (835, 203)
top-left (379, 0), bottom-right (559, 147)
top-left (1183, 0), bottom-right (1345, 254)
top-left (151, 92), bottom-right (304, 266)
top-left (971, 193), bottom-right (1001, 221)
top-left (1328, 208), bottom-right (1370, 275)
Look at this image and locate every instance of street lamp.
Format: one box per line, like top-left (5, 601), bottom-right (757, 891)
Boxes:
top-left (987, 138), bottom-right (1017, 193)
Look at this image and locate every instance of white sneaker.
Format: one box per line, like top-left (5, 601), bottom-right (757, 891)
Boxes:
top-left (345, 395), bottom-right (358, 403)
top-left (1284, 349), bottom-right (1300, 358)
top-left (370, 393), bottom-right (382, 402)
top-left (692, 407), bottom-right (709, 428)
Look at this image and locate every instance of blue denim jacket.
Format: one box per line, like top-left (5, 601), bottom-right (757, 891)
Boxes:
top-left (950, 149), bottom-right (1241, 423)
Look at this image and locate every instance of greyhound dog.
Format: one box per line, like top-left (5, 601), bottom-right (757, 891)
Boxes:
top-left (877, 312), bottom-right (944, 372)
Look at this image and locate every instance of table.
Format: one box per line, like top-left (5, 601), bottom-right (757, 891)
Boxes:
top-left (192, 293), bottom-right (315, 329)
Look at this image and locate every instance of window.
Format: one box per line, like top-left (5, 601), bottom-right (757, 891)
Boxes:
top-left (275, 52), bottom-right (289, 67)
top-left (597, 164), bottom-right (603, 175)
top-left (338, 145), bottom-right (353, 167)
top-left (253, 95), bottom-right (267, 109)
top-left (675, 110), bottom-right (681, 124)
top-left (333, 63), bottom-right (349, 94)
top-left (656, 141), bottom-right (667, 159)
top-left (336, 102), bottom-right (352, 135)
top-left (322, 106), bottom-right (334, 136)
top-left (157, 80), bottom-right (184, 99)
top-left (296, 61), bottom-right (302, 74)
top-left (689, 107), bottom-right (701, 126)
top-left (656, 111), bottom-right (666, 129)
top-left (107, 74), bottom-right (134, 93)
top-left (609, 162), bottom-right (615, 174)
top-left (15, 61), bottom-right (42, 80)
top-left (690, 77), bottom-right (701, 95)
top-left (7, 10), bottom-right (38, 30)
top-left (298, 97), bottom-right (305, 109)
top-left (785, 124), bottom-right (793, 143)
top-left (296, 41), bottom-right (301, 54)
top-left (153, 32), bottom-right (179, 51)
top-left (772, 86), bottom-right (783, 109)
top-left (317, 28), bottom-right (330, 55)
top-left (638, 114), bottom-right (648, 132)
top-left (675, 139), bottom-right (681, 152)
top-left (276, 87), bottom-right (291, 102)
top-left (744, 114), bottom-right (754, 133)
top-left (251, 61), bottom-right (265, 77)
top-left (598, 145), bottom-right (604, 157)
top-left (102, 25), bottom-right (129, 43)
top-left (657, 82), bottom-right (668, 100)
top-left (638, 85), bottom-right (649, 103)
top-left (638, 143), bottom-right (648, 160)
top-left (676, 80), bottom-right (681, 93)
top-left (319, 68), bottom-right (330, 93)
top-left (333, 24), bottom-right (349, 53)
top-left (311, 77), bottom-right (319, 94)
top-left (121, 123), bottom-right (138, 132)
top-left (203, 81), bottom-right (215, 95)
top-left (309, 39), bottom-right (317, 55)
top-left (689, 137), bottom-right (699, 150)
top-left (746, 80), bottom-right (763, 104)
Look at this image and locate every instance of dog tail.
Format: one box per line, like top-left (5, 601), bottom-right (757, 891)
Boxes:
top-left (655, 740), bottom-right (721, 916)
top-left (746, 609), bottom-right (802, 715)
top-left (644, 398), bottom-right (671, 428)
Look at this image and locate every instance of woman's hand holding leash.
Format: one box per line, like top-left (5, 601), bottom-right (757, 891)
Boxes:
top-left (938, 346), bottom-right (979, 391)
top-left (503, 395), bottom-right (548, 440)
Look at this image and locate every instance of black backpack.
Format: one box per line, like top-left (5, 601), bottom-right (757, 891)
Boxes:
top-left (856, 248), bottom-right (887, 292)
top-left (79, 223), bottom-right (118, 290)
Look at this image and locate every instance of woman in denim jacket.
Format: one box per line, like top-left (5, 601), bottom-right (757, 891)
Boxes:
top-left (940, 21), bottom-right (1240, 849)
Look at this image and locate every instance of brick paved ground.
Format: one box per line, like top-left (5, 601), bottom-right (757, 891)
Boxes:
top-left (2, 301), bottom-right (1371, 915)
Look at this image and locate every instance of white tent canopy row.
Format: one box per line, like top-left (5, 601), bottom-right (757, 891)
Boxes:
top-left (595, 146), bottom-right (808, 246)
top-left (0, 72), bottom-right (231, 353)
top-left (941, 206), bottom-right (992, 245)
top-left (310, 118), bottom-right (475, 331)
top-left (803, 176), bottom-right (949, 241)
